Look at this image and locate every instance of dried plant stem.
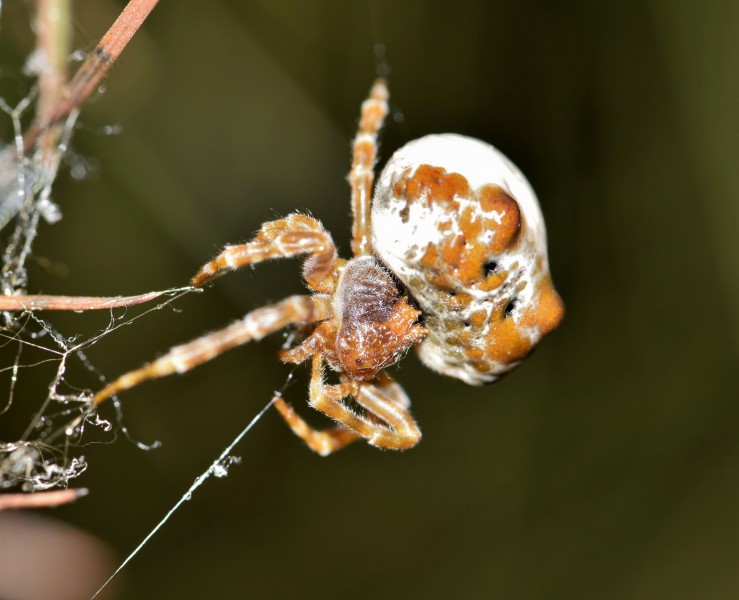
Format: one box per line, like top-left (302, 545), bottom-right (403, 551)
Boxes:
top-left (35, 0), bottom-right (73, 160)
top-left (0, 288), bottom-right (195, 311)
top-left (23, 0), bottom-right (160, 153)
top-left (0, 487), bottom-right (88, 510)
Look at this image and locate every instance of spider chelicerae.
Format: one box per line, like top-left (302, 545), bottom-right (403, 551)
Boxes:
top-left (92, 80), bottom-right (564, 455)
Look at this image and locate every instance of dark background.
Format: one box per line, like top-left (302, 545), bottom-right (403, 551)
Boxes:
top-left (1, 1), bottom-right (738, 598)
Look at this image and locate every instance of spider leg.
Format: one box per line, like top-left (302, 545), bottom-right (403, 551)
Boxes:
top-left (275, 355), bottom-right (365, 455)
top-left (278, 353), bottom-right (420, 455)
top-left (353, 379), bottom-right (421, 450)
top-left (350, 79), bottom-right (389, 257)
top-left (274, 326), bottom-right (362, 455)
top-left (191, 214), bottom-right (338, 292)
top-left (273, 395), bottom-right (360, 456)
top-left (91, 295), bottom-right (330, 406)
top-left (277, 321), bottom-right (333, 365)
top-left (368, 370), bottom-right (411, 410)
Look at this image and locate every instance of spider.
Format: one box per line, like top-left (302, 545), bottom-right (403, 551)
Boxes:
top-left (91, 80), bottom-right (564, 455)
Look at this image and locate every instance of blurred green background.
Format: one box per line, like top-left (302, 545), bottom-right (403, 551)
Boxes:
top-left (1, 0), bottom-right (738, 598)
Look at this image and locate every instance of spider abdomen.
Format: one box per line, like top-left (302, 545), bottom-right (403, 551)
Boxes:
top-left (371, 134), bottom-right (564, 385)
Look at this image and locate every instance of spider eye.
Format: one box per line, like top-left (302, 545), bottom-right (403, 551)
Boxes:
top-left (503, 298), bottom-right (517, 318)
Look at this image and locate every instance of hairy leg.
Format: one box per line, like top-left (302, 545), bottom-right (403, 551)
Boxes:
top-left (92, 295), bottom-right (330, 406)
top-left (350, 79), bottom-right (389, 257)
top-left (273, 395), bottom-right (360, 456)
top-left (274, 354), bottom-right (372, 455)
top-left (278, 321), bottom-right (334, 365)
top-left (354, 381), bottom-right (421, 450)
top-left (191, 214), bottom-right (338, 292)
top-left (369, 371), bottom-right (411, 409)
top-left (278, 354), bottom-right (420, 454)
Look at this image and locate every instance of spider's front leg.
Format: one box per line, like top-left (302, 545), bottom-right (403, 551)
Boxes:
top-left (191, 214), bottom-right (338, 293)
top-left (275, 353), bottom-right (421, 455)
top-left (273, 396), bottom-right (361, 456)
top-left (274, 323), bottom-right (361, 455)
top-left (91, 295), bottom-right (331, 406)
top-left (353, 378), bottom-right (421, 450)
top-left (350, 79), bottom-right (388, 257)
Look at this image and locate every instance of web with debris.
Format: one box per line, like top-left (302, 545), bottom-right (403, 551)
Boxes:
top-left (0, 8), bottom-right (191, 497)
top-left (0, 4), bottom-right (290, 596)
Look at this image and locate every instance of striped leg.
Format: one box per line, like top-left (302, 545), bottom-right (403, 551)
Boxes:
top-left (354, 380), bottom-right (421, 450)
top-left (277, 321), bottom-right (334, 365)
top-left (274, 323), bottom-right (364, 454)
top-left (92, 295), bottom-right (330, 406)
top-left (273, 395), bottom-right (360, 456)
top-left (277, 353), bottom-right (420, 455)
top-left (191, 214), bottom-right (338, 292)
top-left (274, 354), bottom-right (363, 455)
top-left (349, 79), bottom-right (389, 257)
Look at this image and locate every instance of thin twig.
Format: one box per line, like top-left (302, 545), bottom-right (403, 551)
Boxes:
top-left (23, 0), bottom-right (160, 153)
top-left (0, 287), bottom-right (196, 311)
top-left (35, 0), bottom-right (73, 160)
top-left (0, 487), bottom-right (88, 510)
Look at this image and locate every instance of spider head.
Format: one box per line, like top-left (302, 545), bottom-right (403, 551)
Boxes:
top-left (333, 257), bottom-right (426, 381)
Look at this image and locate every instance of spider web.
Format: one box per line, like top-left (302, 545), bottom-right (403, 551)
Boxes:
top-left (0, 284), bottom-right (193, 494)
top-left (0, 14), bottom-right (192, 495)
top-left (0, 5), bottom-right (290, 596)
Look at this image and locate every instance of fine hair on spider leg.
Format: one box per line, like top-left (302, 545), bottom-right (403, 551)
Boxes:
top-left (91, 78), bottom-right (563, 455)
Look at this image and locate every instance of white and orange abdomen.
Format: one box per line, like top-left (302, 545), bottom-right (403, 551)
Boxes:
top-left (371, 134), bottom-right (563, 385)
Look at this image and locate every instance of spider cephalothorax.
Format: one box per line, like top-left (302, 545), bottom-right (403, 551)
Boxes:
top-left (322, 256), bottom-right (426, 381)
top-left (92, 80), bottom-right (563, 455)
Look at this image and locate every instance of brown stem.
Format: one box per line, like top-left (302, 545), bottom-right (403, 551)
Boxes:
top-left (24, 0), bottom-right (160, 153)
top-left (0, 289), bottom-right (191, 311)
top-left (0, 488), bottom-right (88, 510)
top-left (35, 0), bottom-right (73, 157)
